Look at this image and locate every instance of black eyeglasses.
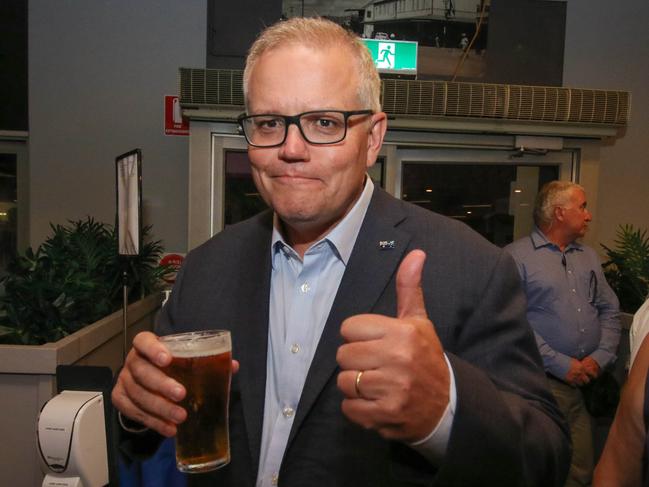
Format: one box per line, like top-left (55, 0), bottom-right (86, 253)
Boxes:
top-left (237, 109), bottom-right (373, 147)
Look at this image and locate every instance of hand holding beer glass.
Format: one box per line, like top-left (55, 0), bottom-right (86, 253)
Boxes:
top-left (160, 330), bottom-right (232, 473)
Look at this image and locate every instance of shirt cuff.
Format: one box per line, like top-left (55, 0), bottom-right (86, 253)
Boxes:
top-left (546, 352), bottom-right (573, 381)
top-left (588, 350), bottom-right (611, 370)
top-left (408, 353), bottom-right (457, 466)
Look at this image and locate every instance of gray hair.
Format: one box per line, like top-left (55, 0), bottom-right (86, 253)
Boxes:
top-left (242, 17), bottom-right (381, 113)
top-left (533, 180), bottom-right (585, 227)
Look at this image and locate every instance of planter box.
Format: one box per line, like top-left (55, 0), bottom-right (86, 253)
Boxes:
top-left (0, 293), bottom-right (162, 487)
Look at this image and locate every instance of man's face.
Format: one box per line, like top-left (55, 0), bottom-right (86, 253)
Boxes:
top-left (245, 44), bottom-right (386, 240)
top-left (557, 188), bottom-right (592, 240)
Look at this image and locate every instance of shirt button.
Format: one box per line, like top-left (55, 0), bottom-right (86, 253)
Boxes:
top-left (282, 407), bottom-right (294, 418)
top-left (271, 473), bottom-right (279, 485)
top-left (577, 308), bottom-right (581, 312)
top-left (300, 282), bottom-right (310, 293)
top-left (572, 289), bottom-right (576, 293)
top-left (568, 270), bottom-right (572, 274)
top-left (290, 343), bottom-right (300, 354)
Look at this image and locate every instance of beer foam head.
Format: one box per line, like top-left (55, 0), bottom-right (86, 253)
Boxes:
top-left (161, 330), bottom-right (231, 358)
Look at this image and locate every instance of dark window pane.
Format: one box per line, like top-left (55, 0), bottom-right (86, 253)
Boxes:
top-left (369, 157), bottom-right (385, 187)
top-left (224, 151), bottom-right (267, 226)
top-left (402, 163), bottom-right (559, 246)
top-left (0, 153), bottom-right (17, 271)
top-left (224, 151), bottom-right (385, 227)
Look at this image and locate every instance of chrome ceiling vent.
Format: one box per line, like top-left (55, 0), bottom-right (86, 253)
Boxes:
top-left (179, 68), bottom-right (630, 127)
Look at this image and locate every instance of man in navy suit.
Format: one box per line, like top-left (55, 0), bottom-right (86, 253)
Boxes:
top-left (112, 17), bottom-right (569, 487)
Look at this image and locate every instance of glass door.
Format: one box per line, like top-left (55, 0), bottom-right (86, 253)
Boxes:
top-left (194, 128), bottom-right (576, 250)
top-left (0, 139), bottom-right (27, 275)
top-left (221, 146), bottom-right (387, 228)
top-left (392, 147), bottom-right (575, 246)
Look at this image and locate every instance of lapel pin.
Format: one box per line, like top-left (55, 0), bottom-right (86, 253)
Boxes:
top-left (378, 240), bottom-right (396, 250)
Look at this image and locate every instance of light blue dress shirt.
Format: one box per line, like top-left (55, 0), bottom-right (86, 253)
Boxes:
top-left (255, 178), bottom-right (456, 487)
top-left (505, 227), bottom-right (621, 380)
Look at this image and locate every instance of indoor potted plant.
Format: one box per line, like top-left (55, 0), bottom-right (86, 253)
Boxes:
top-left (601, 224), bottom-right (649, 315)
top-left (0, 217), bottom-right (170, 345)
top-left (600, 224), bottom-right (649, 388)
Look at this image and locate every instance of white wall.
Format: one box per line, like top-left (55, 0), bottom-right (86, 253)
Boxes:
top-left (564, 0), bottom-right (649, 248)
top-left (29, 0), bottom-right (206, 252)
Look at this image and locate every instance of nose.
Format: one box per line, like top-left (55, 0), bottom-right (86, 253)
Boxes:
top-left (278, 124), bottom-right (309, 162)
top-left (585, 209), bottom-right (592, 222)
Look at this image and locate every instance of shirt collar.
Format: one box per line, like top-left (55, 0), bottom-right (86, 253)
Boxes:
top-left (271, 177), bottom-right (374, 266)
top-left (531, 226), bottom-right (583, 252)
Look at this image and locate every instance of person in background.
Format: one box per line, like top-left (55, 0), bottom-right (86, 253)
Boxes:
top-left (630, 296), bottom-right (649, 368)
top-left (506, 180), bottom-right (621, 487)
top-left (594, 332), bottom-right (649, 486)
top-left (112, 17), bottom-right (569, 487)
top-left (459, 33), bottom-right (469, 50)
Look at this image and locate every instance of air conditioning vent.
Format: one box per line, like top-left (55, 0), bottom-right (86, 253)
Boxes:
top-left (180, 68), bottom-right (244, 107)
top-left (382, 80), bottom-right (629, 125)
top-left (179, 68), bottom-right (630, 127)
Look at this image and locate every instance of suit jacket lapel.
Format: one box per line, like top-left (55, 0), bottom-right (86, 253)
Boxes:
top-left (234, 211), bottom-right (273, 475)
top-left (287, 188), bottom-right (412, 447)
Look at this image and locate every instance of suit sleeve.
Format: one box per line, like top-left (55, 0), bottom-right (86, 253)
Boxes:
top-left (435, 251), bottom-right (571, 487)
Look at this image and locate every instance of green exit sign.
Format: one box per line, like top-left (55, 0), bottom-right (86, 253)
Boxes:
top-left (362, 39), bottom-right (418, 76)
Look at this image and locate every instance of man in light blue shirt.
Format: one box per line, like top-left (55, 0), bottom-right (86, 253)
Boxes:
top-left (506, 180), bottom-right (620, 487)
top-left (114, 17), bottom-right (569, 487)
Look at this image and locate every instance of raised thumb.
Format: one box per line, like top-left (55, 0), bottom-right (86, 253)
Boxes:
top-left (396, 249), bottom-right (428, 319)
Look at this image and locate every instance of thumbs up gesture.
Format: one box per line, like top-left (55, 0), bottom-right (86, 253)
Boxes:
top-left (336, 249), bottom-right (450, 442)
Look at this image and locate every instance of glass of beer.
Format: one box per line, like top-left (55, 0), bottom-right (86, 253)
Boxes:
top-left (160, 329), bottom-right (232, 473)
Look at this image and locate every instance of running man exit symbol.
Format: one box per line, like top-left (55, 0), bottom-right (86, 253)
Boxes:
top-left (377, 42), bottom-right (395, 69)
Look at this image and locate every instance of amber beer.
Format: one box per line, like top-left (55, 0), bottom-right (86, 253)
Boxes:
top-left (161, 330), bottom-right (232, 473)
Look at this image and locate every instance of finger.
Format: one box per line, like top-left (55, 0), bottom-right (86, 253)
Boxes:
top-left (232, 359), bottom-right (240, 374)
top-left (340, 314), bottom-right (391, 343)
top-left (132, 331), bottom-right (173, 368)
top-left (341, 398), bottom-right (381, 429)
top-left (120, 364), bottom-right (187, 419)
top-left (112, 389), bottom-right (178, 437)
top-left (126, 347), bottom-right (186, 402)
top-left (337, 369), bottom-right (378, 400)
top-left (112, 370), bottom-right (185, 437)
top-left (336, 340), bottom-right (386, 371)
top-left (396, 249), bottom-right (428, 319)
top-left (340, 399), bottom-right (410, 440)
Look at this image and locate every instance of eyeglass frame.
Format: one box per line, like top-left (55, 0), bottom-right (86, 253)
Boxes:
top-left (236, 109), bottom-right (374, 148)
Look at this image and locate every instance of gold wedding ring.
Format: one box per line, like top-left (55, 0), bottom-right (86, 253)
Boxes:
top-left (354, 370), bottom-right (365, 399)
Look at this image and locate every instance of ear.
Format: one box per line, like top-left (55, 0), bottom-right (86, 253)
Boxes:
top-left (553, 205), bottom-right (565, 223)
top-left (365, 112), bottom-right (388, 169)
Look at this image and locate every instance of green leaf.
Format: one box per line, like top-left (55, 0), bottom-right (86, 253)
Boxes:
top-left (0, 216), bottom-right (169, 345)
top-left (601, 224), bottom-right (649, 313)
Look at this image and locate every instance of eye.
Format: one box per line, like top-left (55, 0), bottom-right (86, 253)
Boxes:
top-left (316, 118), bottom-right (336, 128)
top-left (253, 117), bottom-right (283, 130)
top-left (304, 113), bottom-right (343, 132)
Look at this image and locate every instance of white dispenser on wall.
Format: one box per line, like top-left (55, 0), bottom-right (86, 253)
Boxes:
top-left (37, 390), bottom-right (109, 487)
